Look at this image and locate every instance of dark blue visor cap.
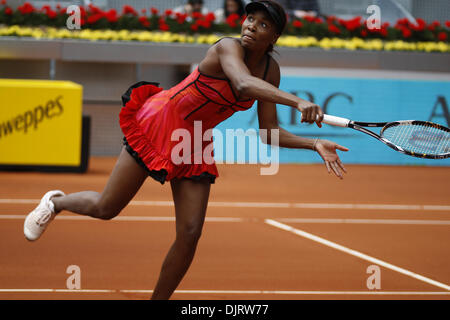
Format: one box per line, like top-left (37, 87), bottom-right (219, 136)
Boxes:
top-left (245, 1), bottom-right (286, 34)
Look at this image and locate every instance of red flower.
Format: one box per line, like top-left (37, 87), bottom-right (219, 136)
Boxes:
top-left (205, 12), bottom-right (215, 22)
top-left (227, 13), bottom-right (239, 21)
top-left (176, 12), bottom-right (188, 24)
top-left (122, 5), bottom-right (137, 16)
top-left (197, 19), bottom-right (211, 29)
top-left (87, 13), bottom-right (103, 24)
top-left (164, 9), bottom-right (173, 16)
top-left (438, 32), bottom-right (448, 41)
top-left (396, 18), bottom-right (408, 26)
top-left (328, 24), bottom-right (341, 34)
top-left (105, 9), bottom-right (118, 23)
top-left (226, 13), bottom-right (239, 28)
top-left (431, 20), bottom-right (441, 27)
top-left (446, 21), bottom-right (450, 28)
top-left (191, 24), bottom-right (199, 32)
top-left (401, 27), bottom-right (412, 38)
top-left (326, 16), bottom-right (336, 24)
top-left (1, 0), bottom-right (6, 5)
top-left (88, 4), bottom-right (103, 15)
top-left (314, 17), bottom-right (323, 24)
top-left (150, 7), bottom-right (159, 15)
top-left (192, 11), bottom-right (203, 19)
top-left (41, 5), bottom-right (57, 19)
top-left (5, 7), bottom-right (12, 15)
top-left (360, 29), bottom-right (368, 37)
top-left (18, 2), bottom-right (35, 14)
top-left (139, 16), bottom-right (150, 28)
top-left (304, 15), bottom-right (315, 23)
top-left (141, 8), bottom-right (146, 15)
top-left (79, 6), bottom-right (86, 17)
top-left (46, 9), bottom-right (57, 19)
top-left (344, 16), bottom-right (362, 31)
top-left (413, 18), bottom-right (426, 31)
top-left (408, 24), bottom-right (420, 32)
top-left (293, 20), bottom-right (303, 28)
top-left (159, 22), bottom-right (169, 31)
top-left (380, 27), bottom-right (388, 37)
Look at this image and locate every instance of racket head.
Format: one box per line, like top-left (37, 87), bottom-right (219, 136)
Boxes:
top-left (380, 120), bottom-right (450, 159)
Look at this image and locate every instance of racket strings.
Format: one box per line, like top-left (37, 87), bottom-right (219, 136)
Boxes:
top-left (412, 125), bottom-right (448, 153)
top-left (393, 124), bottom-right (416, 151)
top-left (382, 123), bottom-right (450, 155)
top-left (397, 124), bottom-right (415, 150)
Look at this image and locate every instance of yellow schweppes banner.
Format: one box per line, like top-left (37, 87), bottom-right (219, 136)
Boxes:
top-left (0, 79), bottom-right (83, 167)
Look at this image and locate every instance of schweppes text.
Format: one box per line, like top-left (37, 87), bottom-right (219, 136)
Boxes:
top-left (0, 95), bottom-right (64, 139)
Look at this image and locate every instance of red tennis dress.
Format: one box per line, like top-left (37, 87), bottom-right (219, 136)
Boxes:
top-left (119, 58), bottom-right (270, 184)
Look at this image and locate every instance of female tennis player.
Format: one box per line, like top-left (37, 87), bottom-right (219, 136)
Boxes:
top-left (24, 0), bottom-right (348, 300)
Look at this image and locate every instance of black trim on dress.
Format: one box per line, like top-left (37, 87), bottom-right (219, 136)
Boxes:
top-left (123, 138), bottom-right (216, 185)
top-left (121, 81), bottom-right (160, 107)
top-left (184, 100), bottom-right (211, 120)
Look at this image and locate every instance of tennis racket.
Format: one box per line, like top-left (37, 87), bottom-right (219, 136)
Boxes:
top-left (321, 114), bottom-right (450, 159)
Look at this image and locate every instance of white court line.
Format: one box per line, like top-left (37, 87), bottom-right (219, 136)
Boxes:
top-left (265, 219), bottom-right (450, 291)
top-left (0, 289), bottom-right (114, 293)
top-left (1, 289), bottom-right (450, 296)
top-left (207, 201), bottom-right (290, 208)
top-left (1, 215), bottom-right (450, 226)
top-left (277, 218), bottom-right (450, 226)
top-left (1, 199), bottom-right (449, 211)
top-left (0, 215), bottom-right (243, 222)
top-left (0, 199), bottom-right (39, 204)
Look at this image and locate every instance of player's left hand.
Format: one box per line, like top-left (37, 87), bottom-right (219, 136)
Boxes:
top-left (315, 139), bottom-right (349, 179)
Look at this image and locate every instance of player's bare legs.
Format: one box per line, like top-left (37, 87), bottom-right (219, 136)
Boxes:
top-left (51, 147), bottom-right (148, 219)
top-left (151, 177), bottom-right (211, 300)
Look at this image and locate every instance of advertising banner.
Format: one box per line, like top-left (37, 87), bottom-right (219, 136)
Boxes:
top-left (214, 75), bottom-right (450, 166)
top-left (0, 79), bottom-right (84, 169)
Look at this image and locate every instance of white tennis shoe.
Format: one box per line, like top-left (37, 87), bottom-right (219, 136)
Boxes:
top-left (24, 190), bottom-right (65, 241)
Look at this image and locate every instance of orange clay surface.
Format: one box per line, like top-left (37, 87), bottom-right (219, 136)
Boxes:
top-left (0, 157), bottom-right (449, 300)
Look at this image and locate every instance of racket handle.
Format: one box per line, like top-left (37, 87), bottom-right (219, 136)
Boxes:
top-left (321, 114), bottom-right (351, 127)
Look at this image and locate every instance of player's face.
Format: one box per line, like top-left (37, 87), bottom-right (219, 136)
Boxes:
top-left (241, 10), bottom-right (278, 51)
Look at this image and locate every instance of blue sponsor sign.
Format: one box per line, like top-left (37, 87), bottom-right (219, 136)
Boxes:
top-left (214, 76), bottom-right (450, 166)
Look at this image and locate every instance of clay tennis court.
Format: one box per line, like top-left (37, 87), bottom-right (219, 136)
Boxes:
top-left (1, 157), bottom-right (449, 300)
